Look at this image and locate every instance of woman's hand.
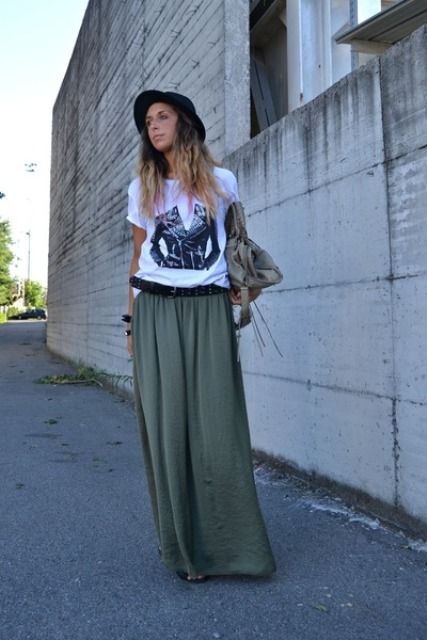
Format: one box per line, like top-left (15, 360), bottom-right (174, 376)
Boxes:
top-left (228, 287), bottom-right (262, 305)
top-left (127, 333), bottom-right (133, 357)
top-left (228, 288), bottom-right (241, 305)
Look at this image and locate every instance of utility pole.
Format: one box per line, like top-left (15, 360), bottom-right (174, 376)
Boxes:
top-left (26, 231), bottom-right (31, 282)
top-left (24, 162), bottom-right (37, 306)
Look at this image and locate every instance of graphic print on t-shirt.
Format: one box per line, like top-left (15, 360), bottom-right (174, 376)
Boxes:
top-left (149, 204), bottom-right (220, 270)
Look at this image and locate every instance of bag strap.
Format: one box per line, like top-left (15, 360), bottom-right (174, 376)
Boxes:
top-left (226, 201), bottom-right (248, 241)
top-left (226, 202), bottom-right (251, 334)
top-left (240, 286), bottom-right (251, 327)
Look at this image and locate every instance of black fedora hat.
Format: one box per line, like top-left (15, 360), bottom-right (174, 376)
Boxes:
top-left (133, 90), bottom-right (206, 141)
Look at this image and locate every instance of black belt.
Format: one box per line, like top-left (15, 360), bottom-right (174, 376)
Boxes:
top-left (129, 276), bottom-right (228, 298)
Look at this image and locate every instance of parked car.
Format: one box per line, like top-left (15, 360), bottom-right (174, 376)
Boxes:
top-left (9, 308), bottom-right (47, 320)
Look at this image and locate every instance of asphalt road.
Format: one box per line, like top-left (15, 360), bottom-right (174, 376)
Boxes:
top-left (1, 321), bottom-right (426, 640)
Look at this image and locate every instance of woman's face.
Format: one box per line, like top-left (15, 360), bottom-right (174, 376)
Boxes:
top-left (145, 102), bottom-right (179, 153)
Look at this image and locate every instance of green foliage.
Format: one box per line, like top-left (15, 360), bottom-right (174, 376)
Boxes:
top-left (0, 219), bottom-right (15, 305)
top-left (25, 280), bottom-right (46, 307)
top-left (0, 312), bottom-right (7, 324)
top-left (6, 306), bottom-right (21, 318)
top-left (36, 364), bottom-right (133, 390)
top-left (37, 365), bottom-right (109, 387)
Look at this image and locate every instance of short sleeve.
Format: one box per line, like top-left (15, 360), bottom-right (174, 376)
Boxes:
top-left (126, 180), bottom-right (147, 229)
top-left (227, 172), bottom-right (240, 204)
top-left (214, 168), bottom-right (240, 206)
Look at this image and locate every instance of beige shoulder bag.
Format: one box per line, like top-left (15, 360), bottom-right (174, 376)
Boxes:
top-left (225, 201), bottom-right (283, 335)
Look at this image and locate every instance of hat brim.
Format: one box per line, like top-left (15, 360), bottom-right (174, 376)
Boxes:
top-left (133, 90), bottom-right (206, 141)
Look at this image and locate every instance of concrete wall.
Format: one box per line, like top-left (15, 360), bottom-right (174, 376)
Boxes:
top-left (48, 0), bottom-right (427, 531)
top-left (48, 0), bottom-right (249, 383)
top-left (225, 24), bottom-right (427, 530)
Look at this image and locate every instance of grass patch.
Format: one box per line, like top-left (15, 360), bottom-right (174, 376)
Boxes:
top-left (36, 365), bottom-right (108, 387)
top-left (36, 364), bottom-right (133, 389)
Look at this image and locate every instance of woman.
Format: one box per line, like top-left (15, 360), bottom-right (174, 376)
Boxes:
top-left (126, 90), bottom-right (276, 582)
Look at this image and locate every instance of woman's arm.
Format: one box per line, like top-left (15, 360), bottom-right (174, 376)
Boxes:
top-left (127, 225), bottom-right (147, 355)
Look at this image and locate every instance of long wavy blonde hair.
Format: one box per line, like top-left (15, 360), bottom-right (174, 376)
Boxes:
top-left (137, 106), bottom-right (227, 221)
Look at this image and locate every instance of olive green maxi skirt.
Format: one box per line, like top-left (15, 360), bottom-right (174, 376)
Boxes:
top-left (131, 290), bottom-right (276, 577)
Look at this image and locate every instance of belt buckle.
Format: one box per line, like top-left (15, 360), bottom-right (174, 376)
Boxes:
top-left (168, 286), bottom-right (177, 298)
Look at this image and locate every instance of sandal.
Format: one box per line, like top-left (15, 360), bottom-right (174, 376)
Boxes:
top-left (176, 570), bottom-right (209, 583)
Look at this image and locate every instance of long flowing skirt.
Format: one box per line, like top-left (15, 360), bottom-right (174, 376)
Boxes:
top-left (131, 290), bottom-right (276, 577)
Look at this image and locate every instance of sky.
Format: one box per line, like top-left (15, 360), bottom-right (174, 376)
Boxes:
top-left (0, 0), bottom-right (89, 287)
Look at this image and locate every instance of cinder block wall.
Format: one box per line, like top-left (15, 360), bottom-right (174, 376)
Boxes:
top-left (48, 0), bottom-right (249, 383)
top-left (225, 25), bottom-right (427, 529)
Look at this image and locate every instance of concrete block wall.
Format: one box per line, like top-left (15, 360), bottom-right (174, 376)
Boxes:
top-left (48, 0), bottom-right (427, 530)
top-left (48, 0), bottom-right (249, 384)
top-left (225, 25), bottom-right (427, 529)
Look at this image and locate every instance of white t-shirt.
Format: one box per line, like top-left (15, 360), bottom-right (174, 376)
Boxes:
top-left (126, 166), bottom-right (239, 294)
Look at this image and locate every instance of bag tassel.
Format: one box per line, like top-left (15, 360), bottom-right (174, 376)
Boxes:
top-left (251, 306), bottom-right (266, 356)
top-left (235, 300), bottom-right (284, 361)
top-left (252, 300), bottom-right (284, 358)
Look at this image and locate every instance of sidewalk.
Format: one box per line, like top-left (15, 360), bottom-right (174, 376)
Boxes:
top-left (1, 321), bottom-right (426, 640)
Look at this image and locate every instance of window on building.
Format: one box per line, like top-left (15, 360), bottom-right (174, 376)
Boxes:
top-left (249, 0), bottom-right (411, 138)
top-left (344, 0), bottom-right (426, 68)
top-left (250, 0), bottom-right (287, 137)
top-left (350, 0), bottom-right (404, 25)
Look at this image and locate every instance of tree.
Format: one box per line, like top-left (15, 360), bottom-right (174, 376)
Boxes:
top-left (0, 219), bottom-right (15, 305)
top-left (24, 280), bottom-right (46, 307)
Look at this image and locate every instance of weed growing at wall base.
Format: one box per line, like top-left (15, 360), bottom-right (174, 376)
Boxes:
top-left (35, 364), bottom-right (133, 389)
